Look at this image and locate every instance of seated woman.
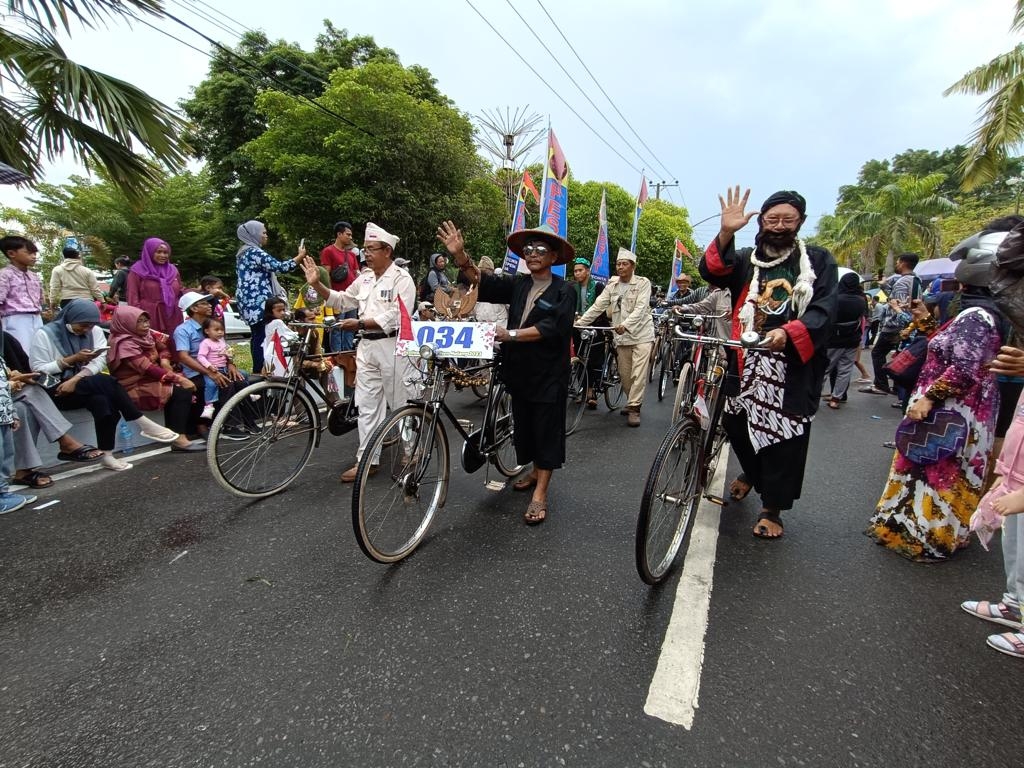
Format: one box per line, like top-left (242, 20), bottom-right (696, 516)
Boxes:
top-left (3, 332), bottom-right (103, 488)
top-left (106, 306), bottom-right (204, 452)
top-left (29, 299), bottom-right (182, 472)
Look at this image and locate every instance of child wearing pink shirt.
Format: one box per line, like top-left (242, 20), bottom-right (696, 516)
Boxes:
top-left (197, 318), bottom-right (230, 420)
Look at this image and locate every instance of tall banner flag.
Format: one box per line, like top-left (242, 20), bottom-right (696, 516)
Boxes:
top-left (629, 174), bottom-right (648, 253)
top-left (502, 171), bottom-right (541, 274)
top-left (539, 127), bottom-right (570, 277)
top-left (591, 189), bottom-right (610, 284)
top-left (666, 239), bottom-right (688, 298)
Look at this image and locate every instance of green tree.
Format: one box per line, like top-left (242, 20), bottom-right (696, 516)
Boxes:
top-left (1, 0), bottom-right (189, 203)
top-left (180, 22), bottom-right (443, 222)
top-left (25, 171), bottom-right (234, 284)
top-left (244, 61), bottom-right (504, 279)
top-left (945, 1), bottom-right (1024, 189)
top-left (830, 174), bottom-right (957, 274)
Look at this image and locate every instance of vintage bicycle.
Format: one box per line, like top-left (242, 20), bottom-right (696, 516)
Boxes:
top-left (350, 326), bottom-right (522, 564)
top-left (566, 326), bottom-right (625, 436)
top-left (206, 320), bottom-right (360, 498)
top-left (635, 320), bottom-right (765, 585)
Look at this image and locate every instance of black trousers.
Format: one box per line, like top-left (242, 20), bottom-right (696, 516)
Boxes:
top-left (871, 332), bottom-right (900, 393)
top-left (511, 395), bottom-right (566, 470)
top-left (52, 375), bottom-right (142, 451)
top-left (170, 376), bottom-right (255, 437)
top-left (723, 410), bottom-right (811, 512)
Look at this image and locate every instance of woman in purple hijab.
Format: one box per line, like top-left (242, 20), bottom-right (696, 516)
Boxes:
top-left (127, 237), bottom-right (183, 341)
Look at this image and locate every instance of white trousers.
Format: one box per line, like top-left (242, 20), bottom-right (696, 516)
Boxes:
top-left (3, 314), bottom-right (42, 354)
top-left (354, 338), bottom-right (419, 462)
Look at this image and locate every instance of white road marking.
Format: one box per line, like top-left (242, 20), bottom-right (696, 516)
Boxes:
top-left (33, 500), bottom-right (61, 511)
top-left (643, 445), bottom-right (730, 730)
top-left (47, 447), bottom-right (171, 481)
top-left (169, 550), bottom-right (189, 564)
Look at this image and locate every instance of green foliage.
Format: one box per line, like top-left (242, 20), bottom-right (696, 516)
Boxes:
top-left (22, 171), bottom-right (234, 285)
top-left (244, 60), bottom-right (503, 281)
top-left (0, 205), bottom-right (67, 289)
top-left (1, 1), bottom-right (189, 204)
top-left (944, 1), bottom-right (1024, 189)
top-left (180, 22), bottom-right (443, 222)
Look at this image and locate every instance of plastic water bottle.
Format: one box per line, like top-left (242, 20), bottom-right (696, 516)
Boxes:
top-left (118, 419), bottom-right (134, 455)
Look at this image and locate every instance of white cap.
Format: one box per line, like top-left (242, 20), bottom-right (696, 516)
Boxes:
top-left (364, 222), bottom-right (399, 250)
top-left (178, 290), bottom-right (212, 311)
top-left (394, 257), bottom-right (411, 268)
top-left (616, 247), bottom-right (637, 263)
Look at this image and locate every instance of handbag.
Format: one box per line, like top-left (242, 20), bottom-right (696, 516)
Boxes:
top-left (882, 334), bottom-right (928, 388)
top-left (894, 408), bottom-right (968, 466)
top-left (330, 264), bottom-right (349, 283)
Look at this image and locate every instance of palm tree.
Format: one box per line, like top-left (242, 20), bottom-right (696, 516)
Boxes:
top-left (0, 1), bottom-right (189, 203)
top-left (832, 174), bottom-right (957, 275)
top-left (945, 1), bottom-right (1024, 190)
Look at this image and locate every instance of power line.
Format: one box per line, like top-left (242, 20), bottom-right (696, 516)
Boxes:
top-left (464, 0), bottom-right (642, 175)
top-left (535, 0), bottom-right (683, 202)
top-left (501, 0), bottom-right (653, 174)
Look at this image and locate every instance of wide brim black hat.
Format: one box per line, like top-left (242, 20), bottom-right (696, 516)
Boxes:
top-left (506, 224), bottom-right (575, 266)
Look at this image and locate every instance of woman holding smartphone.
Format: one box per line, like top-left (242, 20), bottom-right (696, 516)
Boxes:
top-left (29, 300), bottom-right (182, 472)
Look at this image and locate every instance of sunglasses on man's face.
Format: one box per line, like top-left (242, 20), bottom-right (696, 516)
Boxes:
top-left (522, 244), bottom-right (551, 256)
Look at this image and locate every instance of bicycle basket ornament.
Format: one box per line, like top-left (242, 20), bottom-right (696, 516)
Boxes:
top-left (433, 285), bottom-right (477, 319)
top-left (894, 408), bottom-right (968, 465)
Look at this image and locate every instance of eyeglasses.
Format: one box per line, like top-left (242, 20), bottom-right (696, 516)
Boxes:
top-left (522, 244), bottom-right (551, 256)
top-left (762, 216), bottom-right (801, 227)
top-left (363, 244), bottom-right (385, 253)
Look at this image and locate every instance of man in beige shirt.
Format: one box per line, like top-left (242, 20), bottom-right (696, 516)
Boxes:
top-left (576, 247), bottom-right (654, 426)
top-left (49, 243), bottom-right (103, 308)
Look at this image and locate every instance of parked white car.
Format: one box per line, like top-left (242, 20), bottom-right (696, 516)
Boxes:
top-left (178, 299), bottom-right (251, 337)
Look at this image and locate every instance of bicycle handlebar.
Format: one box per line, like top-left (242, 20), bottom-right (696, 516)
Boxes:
top-left (672, 325), bottom-right (768, 349)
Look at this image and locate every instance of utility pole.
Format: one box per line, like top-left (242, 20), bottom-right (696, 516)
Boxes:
top-left (651, 180), bottom-right (679, 200)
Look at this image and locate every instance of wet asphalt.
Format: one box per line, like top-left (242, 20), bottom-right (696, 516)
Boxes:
top-left (0, 369), bottom-right (1018, 768)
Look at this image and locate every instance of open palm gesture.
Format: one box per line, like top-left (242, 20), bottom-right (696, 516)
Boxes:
top-left (436, 220), bottom-right (465, 257)
top-left (718, 186), bottom-right (758, 235)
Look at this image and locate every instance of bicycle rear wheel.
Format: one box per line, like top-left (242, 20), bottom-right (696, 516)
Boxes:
top-left (489, 389), bottom-right (525, 477)
top-left (352, 405), bottom-right (450, 563)
top-left (207, 381), bottom-right (318, 498)
top-left (565, 359), bottom-right (587, 436)
top-left (603, 353), bottom-right (625, 410)
top-left (648, 337), bottom-right (661, 382)
top-left (658, 345), bottom-right (674, 401)
top-left (671, 360), bottom-right (695, 423)
top-left (635, 417), bottom-right (703, 585)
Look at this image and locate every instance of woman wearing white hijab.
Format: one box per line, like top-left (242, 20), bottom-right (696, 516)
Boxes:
top-left (234, 220), bottom-right (305, 372)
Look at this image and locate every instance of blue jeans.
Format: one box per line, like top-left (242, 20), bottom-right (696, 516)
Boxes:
top-left (249, 321), bottom-right (266, 374)
top-left (0, 423), bottom-right (12, 494)
top-left (329, 309), bottom-right (357, 352)
top-left (203, 368), bottom-right (228, 404)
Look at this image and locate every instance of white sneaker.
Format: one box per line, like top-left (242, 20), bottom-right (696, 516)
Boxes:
top-left (200, 404), bottom-right (215, 420)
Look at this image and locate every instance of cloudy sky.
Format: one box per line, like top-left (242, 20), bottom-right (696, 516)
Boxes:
top-left (2, 0), bottom-right (1019, 248)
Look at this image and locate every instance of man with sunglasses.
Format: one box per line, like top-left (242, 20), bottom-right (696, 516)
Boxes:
top-left (300, 222), bottom-right (418, 483)
top-left (437, 219), bottom-right (575, 526)
top-left (576, 247), bottom-right (655, 427)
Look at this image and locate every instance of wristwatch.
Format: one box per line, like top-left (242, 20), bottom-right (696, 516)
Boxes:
top-left (508, 329), bottom-right (518, 340)
top-left (358, 319), bottom-right (365, 331)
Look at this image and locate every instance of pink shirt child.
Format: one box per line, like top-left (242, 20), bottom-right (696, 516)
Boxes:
top-left (972, 389), bottom-right (1024, 547)
top-left (197, 338), bottom-right (229, 370)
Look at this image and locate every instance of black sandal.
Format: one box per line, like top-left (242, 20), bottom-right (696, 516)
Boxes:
top-left (753, 511), bottom-right (784, 539)
top-left (13, 470), bottom-right (53, 489)
top-left (57, 445), bottom-right (103, 462)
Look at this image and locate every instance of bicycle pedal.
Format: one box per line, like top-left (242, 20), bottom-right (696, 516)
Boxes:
top-left (704, 494), bottom-right (726, 506)
top-left (484, 480), bottom-right (506, 492)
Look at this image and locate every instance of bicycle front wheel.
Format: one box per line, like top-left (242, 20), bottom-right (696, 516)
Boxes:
top-left (490, 389), bottom-right (525, 477)
top-left (603, 353), bottom-right (625, 410)
top-left (671, 360), bottom-right (695, 424)
top-left (565, 358), bottom-right (588, 436)
top-left (207, 381), bottom-right (319, 498)
top-left (352, 405), bottom-right (450, 563)
top-left (636, 417), bottom-right (703, 585)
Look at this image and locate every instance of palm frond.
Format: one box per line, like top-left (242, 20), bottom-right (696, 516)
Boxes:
top-left (6, 0), bottom-right (164, 33)
top-left (1013, 0), bottom-right (1024, 33)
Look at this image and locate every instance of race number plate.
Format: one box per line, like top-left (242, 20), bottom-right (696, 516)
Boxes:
top-left (396, 321), bottom-right (496, 359)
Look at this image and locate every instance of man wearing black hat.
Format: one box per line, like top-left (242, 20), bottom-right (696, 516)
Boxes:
top-left (699, 186), bottom-right (837, 539)
top-left (438, 219), bottom-right (575, 526)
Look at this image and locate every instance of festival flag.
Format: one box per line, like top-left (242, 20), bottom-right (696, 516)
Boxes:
top-left (591, 189), bottom-right (610, 284)
top-left (502, 171), bottom-right (538, 274)
top-left (666, 254), bottom-right (683, 299)
top-left (629, 174), bottom-right (648, 253)
top-left (397, 295), bottom-right (414, 342)
top-left (676, 238), bottom-right (692, 259)
top-left (539, 127), bottom-right (570, 277)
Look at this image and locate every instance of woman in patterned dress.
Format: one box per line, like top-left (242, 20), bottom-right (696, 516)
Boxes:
top-left (867, 267), bottom-right (1006, 561)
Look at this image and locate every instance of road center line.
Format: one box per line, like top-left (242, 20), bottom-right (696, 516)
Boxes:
top-left (643, 445), bottom-right (729, 730)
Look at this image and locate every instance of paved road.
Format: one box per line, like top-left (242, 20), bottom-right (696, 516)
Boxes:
top-left (0, 373), bottom-right (1017, 767)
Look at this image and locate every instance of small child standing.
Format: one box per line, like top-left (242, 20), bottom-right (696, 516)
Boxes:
top-left (0, 236), bottom-right (45, 353)
top-left (200, 275), bottom-right (231, 321)
top-left (0, 358), bottom-right (36, 513)
top-left (261, 297), bottom-right (298, 378)
top-left (197, 318), bottom-right (229, 420)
